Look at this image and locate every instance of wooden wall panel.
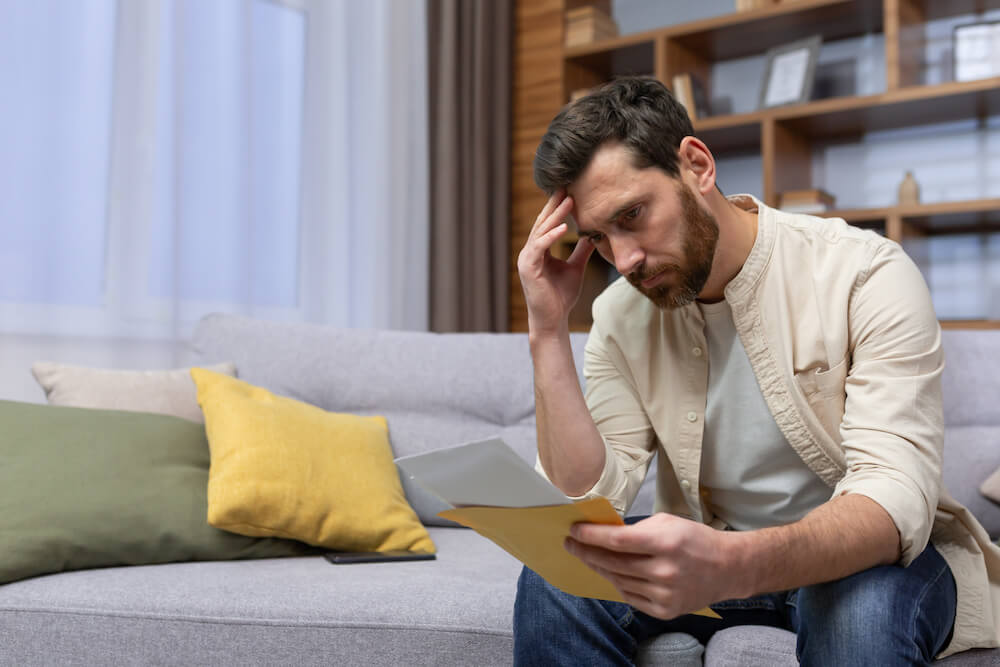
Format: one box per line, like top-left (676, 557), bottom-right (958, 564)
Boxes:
top-left (509, 0), bottom-right (564, 332)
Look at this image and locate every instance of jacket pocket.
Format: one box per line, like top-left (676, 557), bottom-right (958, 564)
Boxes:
top-left (794, 358), bottom-right (848, 439)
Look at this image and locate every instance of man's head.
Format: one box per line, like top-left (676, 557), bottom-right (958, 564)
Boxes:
top-left (533, 76), bottom-right (694, 196)
top-left (533, 76), bottom-right (719, 309)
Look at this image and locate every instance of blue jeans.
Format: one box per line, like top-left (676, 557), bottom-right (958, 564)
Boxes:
top-left (513, 538), bottom-right (956, 666)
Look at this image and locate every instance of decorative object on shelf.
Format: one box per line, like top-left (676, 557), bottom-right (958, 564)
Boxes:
top-left (897, 171), bottom-right (920, 205)
top-left (670, 72), bottom-right (711, 120)
top-left (570, 87), bottom-right (591, 102)
top-left (953, 21), bottom-right (1000, 82)
top-left (778, 188), bottom-right (836, 214)
top-left (565, 5), bottom-right (619, 48)
top-left (758, 35), bottom-right (822, 109)
top-left (735, 0), bottom-right (780, 10)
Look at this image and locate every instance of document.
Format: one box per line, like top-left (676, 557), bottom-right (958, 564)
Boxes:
top-left (396, 438), bottom-right (720, 618)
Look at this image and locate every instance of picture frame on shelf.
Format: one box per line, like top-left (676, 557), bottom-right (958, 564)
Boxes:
top-left (758, 35), bottom-right (821, 109)
top-left (954, 21), bottom-right (1000, 82)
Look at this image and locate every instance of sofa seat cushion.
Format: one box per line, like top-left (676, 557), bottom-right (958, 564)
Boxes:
top-left (0, 528), bottom-right (519, 666)
top-left (700, 625), bottom-right (1000, 666)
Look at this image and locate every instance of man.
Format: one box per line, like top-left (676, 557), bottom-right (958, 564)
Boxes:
top-left (513, 76), bottom-right (1000, 665)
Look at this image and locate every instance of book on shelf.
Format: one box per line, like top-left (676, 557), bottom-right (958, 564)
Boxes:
top-left (570, 87), bottom-right (592, 102)
top-left (671, 73), bottom-right (710, 121)
top-left (565, 5), bottom-right (619, 47)
top-left (735, 0), bottom-right (781, 10)
top-left (395, 437), bottom-right (720, 618)
top-left (778, 188), bottom-right (836, 213)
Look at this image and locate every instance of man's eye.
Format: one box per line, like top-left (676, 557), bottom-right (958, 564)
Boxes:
top-left (623, 205), bottom-right (641, 221)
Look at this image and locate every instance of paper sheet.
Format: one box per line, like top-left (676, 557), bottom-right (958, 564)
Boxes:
top-left (439, 497), bottom-right (720, 619)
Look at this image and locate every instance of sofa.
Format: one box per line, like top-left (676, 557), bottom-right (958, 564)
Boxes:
top-left (1, 312), bottom-right (999, 666)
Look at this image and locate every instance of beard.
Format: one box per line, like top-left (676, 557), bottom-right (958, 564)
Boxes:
top-left (626, 183), bottom-right (719, 310)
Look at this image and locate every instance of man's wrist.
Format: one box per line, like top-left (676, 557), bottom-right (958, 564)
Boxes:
top-left (720, 529), bottom-right (762, 600)
top-left (528, 323), bottom-right (571, 350)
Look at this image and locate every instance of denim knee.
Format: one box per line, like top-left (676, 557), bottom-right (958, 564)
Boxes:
top-left (793, 544), bottom-right (956, 667)
top-left (513, 566), bottom-right (636, 667)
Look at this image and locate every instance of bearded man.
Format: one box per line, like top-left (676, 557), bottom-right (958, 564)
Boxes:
top-left (513, 76), bottom-right (1000, 666)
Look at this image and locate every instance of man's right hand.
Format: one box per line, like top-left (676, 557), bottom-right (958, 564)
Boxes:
top-left (516, 190), bottom-right (596, 337)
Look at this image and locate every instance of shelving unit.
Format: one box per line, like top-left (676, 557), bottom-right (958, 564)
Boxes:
top-left (516, 0), bottom-right (1000, 332)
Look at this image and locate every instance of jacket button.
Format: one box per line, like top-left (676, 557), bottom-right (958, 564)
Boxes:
top-left (680, 479), bottom-right (692, 491)
top-left (692, 347), bottom-right (703, 357)
top-left (686, 411), bottom-right (698, 422)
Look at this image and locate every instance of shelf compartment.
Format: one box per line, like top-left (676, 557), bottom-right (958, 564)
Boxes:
top-left (693, 77), bottom-right (1000, 153)
top-left (899, 198), bottom-right (1000, 235)
top-left (564, 0), bottom-right (882, 63)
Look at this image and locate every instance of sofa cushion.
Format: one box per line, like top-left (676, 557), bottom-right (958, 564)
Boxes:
top-left (0, 527), bottom-right (520, 667)
top-left (0, 400), bottom-right (315, 585)
top-left (942, 425), bottom-right (1000, 540)
top-left (191, 368), bottom-right (434, 554)
top-left (941, 331), bottom-right (1000, 428)
top-left (700, 625), bottom-right (1000, 666)
top-left (32, 360), bottom-right (236, 423)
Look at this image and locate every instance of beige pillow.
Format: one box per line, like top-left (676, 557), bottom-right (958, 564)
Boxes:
top-left (32, 361), bottom-right (236, 423)
top-left (981, 467), bottom-right (1000, 506)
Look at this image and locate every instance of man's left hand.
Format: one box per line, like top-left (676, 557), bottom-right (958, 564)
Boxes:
top-left (565, 513), bottom-right (743, 619)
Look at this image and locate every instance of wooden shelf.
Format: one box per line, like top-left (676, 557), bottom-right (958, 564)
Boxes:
top-left (696, 77), bottom-right (1000, 153)
top-left (564, 0), bottom-right (882, 62)
top-left (508, 0), bottom-right (1000, 332)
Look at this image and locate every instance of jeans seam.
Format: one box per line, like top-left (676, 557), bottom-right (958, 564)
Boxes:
top-left (909, 558), bottom-right (951, 661)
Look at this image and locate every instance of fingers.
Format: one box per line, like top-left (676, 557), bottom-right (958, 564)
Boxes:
top-left (529, 193), bottom-right (573, 243)
top-left (569, 522), bottom-right (656, 555)
top-left (533, 188), bottom-right (566, 228)
top-left (566, 237), bottom-right (596, 268)
top-left (565, 537), bottom-right (660, 578)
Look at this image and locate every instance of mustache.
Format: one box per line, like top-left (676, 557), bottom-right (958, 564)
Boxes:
top-left (627, 263), bottom-right (681, 286)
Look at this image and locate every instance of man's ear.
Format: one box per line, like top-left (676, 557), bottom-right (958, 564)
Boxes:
top-left (678, 136), bottom-right (716, 196)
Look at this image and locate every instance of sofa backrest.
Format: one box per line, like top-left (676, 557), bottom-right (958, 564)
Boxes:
top-left (192, 314), bottom-right (1000, 536)
top-left (940, 330), bottom-right (1000, 537)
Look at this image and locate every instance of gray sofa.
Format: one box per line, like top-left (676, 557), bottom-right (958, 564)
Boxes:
top-left (2, 313), bottom-right (998, 665)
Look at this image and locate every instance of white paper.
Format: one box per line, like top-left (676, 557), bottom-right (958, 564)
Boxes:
top-left (395, 438), bottom-right (571, 508)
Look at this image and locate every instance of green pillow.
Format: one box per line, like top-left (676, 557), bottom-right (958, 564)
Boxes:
top-left (0, 400), bottom-right (318, 584)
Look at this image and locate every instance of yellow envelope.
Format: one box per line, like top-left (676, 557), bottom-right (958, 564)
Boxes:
top-left (439, 496), bottom-right (720, 619)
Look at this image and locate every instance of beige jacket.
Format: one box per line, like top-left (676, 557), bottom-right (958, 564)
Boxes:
top-left (556, 196), bottom-right (1000, 656)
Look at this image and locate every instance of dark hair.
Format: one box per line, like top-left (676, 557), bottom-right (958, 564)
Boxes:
top-left (533, 76), bottom-right (694, 194)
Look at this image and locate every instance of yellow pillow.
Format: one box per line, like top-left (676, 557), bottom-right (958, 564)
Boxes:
top-left (190, 368), bottom-right (434, 554)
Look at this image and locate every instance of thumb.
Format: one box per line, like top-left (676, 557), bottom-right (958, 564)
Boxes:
top-left (566, 238), bottom-right (596, 269)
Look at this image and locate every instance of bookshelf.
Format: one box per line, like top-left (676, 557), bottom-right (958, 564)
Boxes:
top-left (509, 0), bottom-right (1000, 332)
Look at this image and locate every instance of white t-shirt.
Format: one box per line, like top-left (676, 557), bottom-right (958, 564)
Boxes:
top-left (698, 299), bottom-right (831, 530)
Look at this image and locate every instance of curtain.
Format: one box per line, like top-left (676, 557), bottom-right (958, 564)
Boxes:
top-left (0, 0), bottom-right (429, 401)
top-left (427, 0), bottom-right (512, 333)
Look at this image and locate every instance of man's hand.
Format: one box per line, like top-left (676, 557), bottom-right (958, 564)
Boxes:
top-left (517, 190), bottom-right (596, 337)
top-left (565, 513), bottom-right (742, 619)
top-left (565, 495), bottom-right (901, 620)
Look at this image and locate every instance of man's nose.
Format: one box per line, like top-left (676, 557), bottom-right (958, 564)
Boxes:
top-left (610, 235), bottom-right (643, 276)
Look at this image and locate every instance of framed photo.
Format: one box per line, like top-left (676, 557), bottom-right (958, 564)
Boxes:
top-left (954, 21), bottom-right (1000, 82)
top-left (758, 35), bottom-right (822, 109)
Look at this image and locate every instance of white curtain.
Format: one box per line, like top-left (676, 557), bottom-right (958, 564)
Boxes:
top-left (0, 0), bottom-right (428, 385)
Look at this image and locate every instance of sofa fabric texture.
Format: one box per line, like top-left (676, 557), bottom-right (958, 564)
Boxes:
top-left (2, 314), bottom-right (998, 665)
